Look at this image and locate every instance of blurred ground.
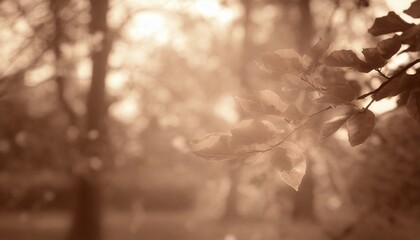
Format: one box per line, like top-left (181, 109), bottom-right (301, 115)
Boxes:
top-left (0, 210), bottom-right (282, 240)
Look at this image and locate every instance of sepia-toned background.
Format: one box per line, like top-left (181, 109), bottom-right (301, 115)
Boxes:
top-left (1, 0), bottom-right (420, 240)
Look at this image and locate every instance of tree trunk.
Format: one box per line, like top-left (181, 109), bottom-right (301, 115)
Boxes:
top-left (291, 0), bottom-right (316, 222)
top-left (296, 0), bottom-right (315, 53)
top-left (239, 0), bottom-right (252, 89)
top-left (68, 1), bottom-right (111, 240)
top-left (68, 175), bottom-right (103, 240)
top-left (222, 0), bottom-right (253, 220)
top-left (223, 164), bottom-right (241, 219)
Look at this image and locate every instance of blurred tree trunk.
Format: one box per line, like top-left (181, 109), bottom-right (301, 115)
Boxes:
top-left (296, 0), bottom-right (315, 53)
top-left (239, 0), bottom-right (252, 89)
top-left (291, 0), bottom-right (316, 222)
top-left (223, 164), bottom-right (241, 219)
top-left (223, 0), bottom-right (253, 220)
top-left (68, 1), bottom-right (111, 240)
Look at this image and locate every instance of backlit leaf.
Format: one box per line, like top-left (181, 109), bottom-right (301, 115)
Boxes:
top-left (236, 90), bottom-right (288, 115)
top-left (281, 74), bottom-right (312, 91)
top-left (320, 115), bottom-right (351, 138)
top-left (256, 49), bottom-right (303, 74)
top-left (407, 89), bottom-right (420, 123)
top-left (268, 141), bottom-right (306, 191)
top-left (368, 11), bottom-right (414, 36)
top-left (230, 119), bottom-right (281, 146)
top-left (236, 97), bottom-right (262, 113)
top-left (303, 38), bottom-right (330, 69)
top-left (404, 0), bottom-right (420, 18)
top-left (192, 134), bottom-right (239, 161)
top-left (346, 110), bottom-right (376, 146)
top-left (296, 129), bottom-right (319, 150)
top-left (258, 90), bottom-right (288, 113)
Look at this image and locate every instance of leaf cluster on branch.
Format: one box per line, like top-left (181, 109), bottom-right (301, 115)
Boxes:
top-left (192, 0), bottom-right (420, 191)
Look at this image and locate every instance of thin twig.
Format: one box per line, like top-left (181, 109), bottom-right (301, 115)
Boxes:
top-left (309, 106), bottom-right (333, 117)
top-left (357, 58), bottom-right (420, 100)
top-left (241, 106), bottom-right (333, 155)
top-left (375, 68), bottom-right (390, 80)
top-left (364, 98), bottom-right (374, 110)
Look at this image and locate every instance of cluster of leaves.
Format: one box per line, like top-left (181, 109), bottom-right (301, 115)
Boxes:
top-left (192, 0), bottom-right (420, 191)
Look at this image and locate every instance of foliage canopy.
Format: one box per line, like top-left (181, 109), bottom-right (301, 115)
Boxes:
top-left (193, 0), bottom-right (420, 191)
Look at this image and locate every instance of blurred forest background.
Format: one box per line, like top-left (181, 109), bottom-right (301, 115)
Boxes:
top-left (1, 0), bottom-right (420, 240)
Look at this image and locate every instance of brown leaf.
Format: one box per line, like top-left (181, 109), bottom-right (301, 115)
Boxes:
top-left (407, 89), bottom-right (420, 123)
top-left (404, 0), bottom-right (420, 18)
top-left (346, 110), bottom-right (376, 146)
top-left (400, 25), bottom-right (420, 52)
top-left (377, 35), bottom-right (402, 59)
top-left (400, 25), bottom-right (420, 44)
top-left (325, 50), bottom-right (372, 72)
top-left (374, 73), bottom-right (420, 101)
top-left (373, 78), bottom-right (401, 101)
top-left (320, 115), bottom-right (351, 138)
top-left (362, 47), bottom-right (387, 68)
top-left (315, 85), bottom-right (357, 105)
top-left (268, 141), bottom-right (306, 191)
top-left (325, 50), bottom-right (360, 67)
top-left (368, 11), bottom-right (414, 36)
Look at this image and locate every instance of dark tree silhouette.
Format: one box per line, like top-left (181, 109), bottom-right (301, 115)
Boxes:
top-left (68, 1), bottom-right (112, 240)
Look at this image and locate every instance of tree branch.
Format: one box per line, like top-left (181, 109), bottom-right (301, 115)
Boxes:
top-left (357, 58), bottom-right (420, 100)
top-left (50, 0), bottom-right (78, 126)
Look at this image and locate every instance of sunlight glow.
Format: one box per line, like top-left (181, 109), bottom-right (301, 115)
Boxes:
top-left (192, 0), bottom-right (238, 23)
top-left (335, 128), bottom-right (348, 141)
top-left (106, 71), bottom-right (128, 93)
top-left (193, 0), bottom-right (221, 18)
top-left (385, 0), bottom-right (412, 13)
top-left (24, 64), bottom-right (55, 87)
top-left (214, 95), bottom-right (239, 123)
top-left (126, 12), bottom-right (169, 42)
top-left (109, 95), bottom-right (140, 123)
top-left (369, 96), bottom-right (398, 115)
